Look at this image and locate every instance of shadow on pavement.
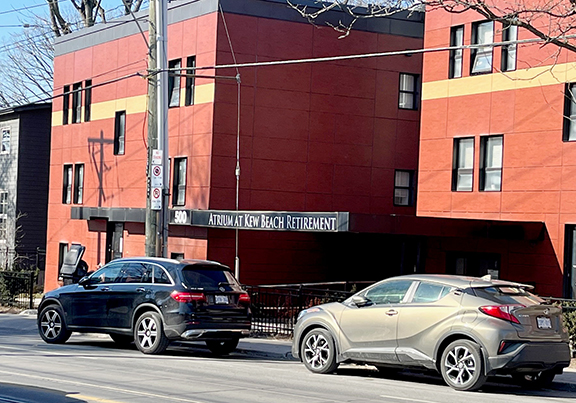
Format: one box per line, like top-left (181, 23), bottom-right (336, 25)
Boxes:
top-left (0, 382), bottom-right (87, 403)
top-left (335, 365), bottom-right (576, 398)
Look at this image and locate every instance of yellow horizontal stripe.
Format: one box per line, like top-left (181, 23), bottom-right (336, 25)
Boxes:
top-left (52, 83), bottom-right (215, 127)
top-left (423, 61), bottom-right (576, 100)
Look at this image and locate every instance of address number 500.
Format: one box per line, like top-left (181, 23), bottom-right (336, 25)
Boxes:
top-left (173, 210), bottom-right (188, 224)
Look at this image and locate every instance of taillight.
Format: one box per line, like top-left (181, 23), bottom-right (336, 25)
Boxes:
top-left (238, 293), bottom-right (251, 305)
top-left (479, 304), bottom-right (524, 324)
top-left (171, 291), bottom-right (206, 303)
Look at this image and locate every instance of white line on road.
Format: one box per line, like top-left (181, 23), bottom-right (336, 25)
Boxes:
top-left (0, 369), bottom-right (206, 403)
top-left (380, 395), bottom-right (438, 403)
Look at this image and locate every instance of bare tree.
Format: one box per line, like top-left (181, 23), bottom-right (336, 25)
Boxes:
top-left (288, 0), bottom-right (576, 53)
top-left (0, 17), bottom-right (54, 107)
top-left (47, 0), bottom-right (148, 36)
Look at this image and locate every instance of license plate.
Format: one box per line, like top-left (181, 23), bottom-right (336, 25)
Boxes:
top-left (537, 316), bottom-right (552, 329)
top-left (215, 295), bottom-right (229, 304)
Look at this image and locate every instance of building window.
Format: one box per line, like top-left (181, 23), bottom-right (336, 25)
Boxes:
top-left (452, 137), bottom-right (474, 192)
top-left (62, 165), bottom-right (72, 204)
top-left (172, 157), bottom-right (187, 206)
top-left (471, 21), bottom-right (494, 74)
top-left (1, 128), bottom-right (10, 154)
top-left (62, 85), bottom-right (70, 125)
top-left (0, 191), bottom-right (7, 242)
top-left (171, 252), bottom-right (184, 261)
top-left (185, 56), bottom-right (196, 106)
top-left (398, 73), bottom-right (419, 110)
top-left (394, 170), bottom-right (415, 206)
top-left (563, 83), bottom-right (576, 142)
top-left (501, 25), bottom-right (517, 72)
top-left (84, 79), bottom-right (92, 122)
top-left (480, 135), bottom-right (503, 192)
top-left (168, 59), bottom-right (181, 108)
top-left (449, 25), bottom-right (464, 79)
top-left (73, 164), bottom-right (84, 204)
top-left (71, 82), bottom-right (82, 123)
top-left (114, 111), bottom-right (126, 155)
top-left (58, 242), bottom-right (68, 273)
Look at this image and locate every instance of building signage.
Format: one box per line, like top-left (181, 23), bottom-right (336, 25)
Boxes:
top-left (169, 210), bottom-right (349, 232)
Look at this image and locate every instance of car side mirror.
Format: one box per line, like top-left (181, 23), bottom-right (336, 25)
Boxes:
top-left (78, 276), bottom-right (91, 286)
top-left (351, 295), bottom-right (370, 307)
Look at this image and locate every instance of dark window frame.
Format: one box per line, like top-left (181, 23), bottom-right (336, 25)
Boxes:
top-left (501, 24), bottom-right (518, 72)
top-left (84, 79), bottom-right (92, 122)
top-left (398, 73), bottom-right (419, 110)
top-left (172, 157), bottom-right (187, 206)
top-left (479, 135), bottom-right (503, 192)
top-left (470, 21), bottom-right (494, 75)
top-left (394, 170), bottom-right (415, 206)
top-left (185, 56), bottom-right (196, 106)
top-left (62, 85), bottom-right (70, 125)
top-left (449, 25), bottom-right (464, 79)
top-left (452, 137), bottom-right (475, 192)
top-left (168, 59), bottom-right (181, 108)
top-left (58, 242), bottom-right (69, 274)
top-left (114, 111), bottom-right (126, 155)
top-left (71, 82), bottom-right (82, 123)
top-left (62, 164), bottom-right (73, 204)
top-left (73, 164), bottom-right (84, 204)
top-left (563, 83), bottom-right (576, 142)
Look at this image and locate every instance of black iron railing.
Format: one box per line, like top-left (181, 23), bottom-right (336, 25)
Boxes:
top-left (246, 281), bottom-right (372, 336)
top-left (0, 270), bottom-right (35, 309)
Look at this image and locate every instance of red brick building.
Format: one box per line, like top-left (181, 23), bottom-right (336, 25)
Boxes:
top-left (45, 0), bottom-right (426, 290)
top-left (419, 8), bottom-right (576, 296)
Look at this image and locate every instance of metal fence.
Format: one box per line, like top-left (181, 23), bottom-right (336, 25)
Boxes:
top-left (0, 270), bottom-right (35, 309)
top-left (246, 281), bottom-right (372, 336)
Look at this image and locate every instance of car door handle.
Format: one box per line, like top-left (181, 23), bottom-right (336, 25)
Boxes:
top-left (385, 309), bottom-right (398, 316)
top-left (136, 287), bottom-right (146, 293)
top-left (100, 287), bottom-right (110, 292)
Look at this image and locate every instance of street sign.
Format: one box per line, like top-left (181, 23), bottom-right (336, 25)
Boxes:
top-left (151, 165), bottom-right (163, 187)
top-left (151, 187), bottom-right (162, 210)
top-left (152, 149), bottom-right (163, 165)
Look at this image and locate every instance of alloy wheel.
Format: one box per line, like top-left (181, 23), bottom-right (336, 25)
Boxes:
top-left (137, 317), bottom-right (158, 349)
top-left (303, 333), bottom-right (331, 370)
top-left (40, 309), bottom-right (63, 340)
top-left (444, 345), bottom-right (477, 386)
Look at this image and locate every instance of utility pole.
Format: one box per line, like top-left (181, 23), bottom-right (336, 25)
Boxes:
top-left (145, 0), bottom-right (158, 257)
top-left (145, 0), bottom-right (169, 257)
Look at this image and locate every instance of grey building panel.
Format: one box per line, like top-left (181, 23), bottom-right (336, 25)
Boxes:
top-left (55, 0), bottom-right (423, 56)
top-left (71, 207), bottom-right (146, 223)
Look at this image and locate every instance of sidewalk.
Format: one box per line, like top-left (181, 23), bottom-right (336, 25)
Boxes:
top-left (237, 337), bottom-right (294, 360)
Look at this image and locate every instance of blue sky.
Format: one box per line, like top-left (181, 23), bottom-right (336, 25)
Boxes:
top-left (0, 1), bottom-right (131, 41)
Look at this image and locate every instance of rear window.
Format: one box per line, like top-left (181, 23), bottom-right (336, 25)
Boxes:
top-left (473, 286), bottom-right (543, 305)
top-left (182, 265), bottom-right (241, 291)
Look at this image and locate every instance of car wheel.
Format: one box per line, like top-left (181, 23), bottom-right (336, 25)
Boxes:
top-left (38, 305), bottom-right (71, 344)
top-left (512, 370), bottom-right (556, 389)
top-left (110, 333), bottom-right (134, 346)
top-left (205, 338), bottom-right (239, 356)
top-left (440, 340), bottom-right (487, 391)
top-left (134, 311), bottom-right (169, 354)
top-left (300, 328), bottom-right (339, 374)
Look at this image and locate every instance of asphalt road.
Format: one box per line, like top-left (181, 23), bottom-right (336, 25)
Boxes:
top-left (0, 314), bottom-right (575, 403)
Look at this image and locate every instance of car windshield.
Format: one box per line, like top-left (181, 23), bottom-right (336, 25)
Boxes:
top-left (182, 265), bottom-right (241, 291)
top-left (473, 286), bottom-right (544, 305)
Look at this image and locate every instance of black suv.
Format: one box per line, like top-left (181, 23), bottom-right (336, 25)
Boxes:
top-left (37, 258), bottom-right (252, 355)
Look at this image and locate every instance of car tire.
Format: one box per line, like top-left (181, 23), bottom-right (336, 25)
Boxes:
top-left (205, 338), bottom-right (239, 356)
top-left (110, 333), bottom-right (134, 346)
top-left (512, 370), bottom-right (556, 389)
top-left (440, 339), bottom-right (487, 391)
top-left (300, 328), bottom-right (339, 374)
top-left (134, 311), bottom-right (169, 354)
top-left (38, 305), bottom-right (71, 344)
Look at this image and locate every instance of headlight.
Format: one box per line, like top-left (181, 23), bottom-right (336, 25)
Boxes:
top-left (296, 307), bottom-right (322, 321)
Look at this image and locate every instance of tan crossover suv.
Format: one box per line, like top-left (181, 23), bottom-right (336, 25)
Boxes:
top-left (292, 274), bottom-right (571, 391)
